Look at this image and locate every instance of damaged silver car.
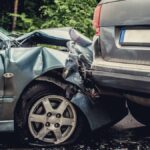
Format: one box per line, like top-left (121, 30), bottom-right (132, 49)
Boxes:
top-left (0, 27), bottom-right (127, 146)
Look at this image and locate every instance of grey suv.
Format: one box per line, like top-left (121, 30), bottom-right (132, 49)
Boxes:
top-left (92, 0), bottom-right (150, 126)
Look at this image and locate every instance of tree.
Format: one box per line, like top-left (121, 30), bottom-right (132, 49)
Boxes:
top-left (12, 0), bottom-right (19, 31)
top-left (39, 0), bottom-right (97, 37)
top-left (0, 0), bottom-right (97, 37)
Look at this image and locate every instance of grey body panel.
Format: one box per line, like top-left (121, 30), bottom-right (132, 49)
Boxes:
top-left (100, 27), bottom-right (150, 65)
top-left (99, 0), bottom-right (150, 65)
top-left (101, 0), bottom-right (150, 27)
top-left (92, 56), bottom-right (150, 94)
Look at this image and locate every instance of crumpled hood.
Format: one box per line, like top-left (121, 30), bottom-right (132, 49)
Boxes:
top-left (16, 27), bottom-right (73, 47)
top-left (9, 47), bottom-right (68, 76)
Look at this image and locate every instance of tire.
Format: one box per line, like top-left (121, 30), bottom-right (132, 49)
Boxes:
top-left (127, 100), bottom-right (150, 126)
top-left (15, 81), bottom-right (86, 146)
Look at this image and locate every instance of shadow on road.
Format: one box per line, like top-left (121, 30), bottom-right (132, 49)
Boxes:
top-left (82, 126), bottom-right (150, 150)
top-left (0, 132), bottom-right (29, 149)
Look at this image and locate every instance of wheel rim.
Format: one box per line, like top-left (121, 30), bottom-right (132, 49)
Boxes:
top-left (28, 95), bottom-right (77, 144)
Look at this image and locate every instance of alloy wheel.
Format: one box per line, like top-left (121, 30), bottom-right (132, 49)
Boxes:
top-left (28, 95), bottom-right (77, 144)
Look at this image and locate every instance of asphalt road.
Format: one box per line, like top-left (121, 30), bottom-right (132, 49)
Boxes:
top-left (0, 114), bottom-right (150, 150)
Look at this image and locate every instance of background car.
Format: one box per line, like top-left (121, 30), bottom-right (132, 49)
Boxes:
top-left (92, 0), bottom-right (150, 126)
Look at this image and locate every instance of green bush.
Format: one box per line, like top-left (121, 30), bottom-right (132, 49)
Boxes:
top-left (1, 0), bottom-right (97, 37)
top-left (39, 0), bottom-right (97, 37)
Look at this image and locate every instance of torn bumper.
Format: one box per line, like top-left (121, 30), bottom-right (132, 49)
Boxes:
top-left (71, 92), bottom-right (128, 130)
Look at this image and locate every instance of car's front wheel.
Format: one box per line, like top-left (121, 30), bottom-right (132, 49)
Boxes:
top-left (15, 82), bottom-right (85, 146)
top-left (28, 95), bottom-right (77, 145)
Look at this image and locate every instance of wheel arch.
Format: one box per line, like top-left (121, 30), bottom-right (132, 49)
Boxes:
top-left (14, 68), bottom-right (127, 132)
top-left (14, 68), bottom-right (65, 118)
top-left (14, 68), bottom-right (90, 130)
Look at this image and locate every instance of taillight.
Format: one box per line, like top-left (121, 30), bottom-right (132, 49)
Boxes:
top-left (92, 4), bottom-right (102, 36)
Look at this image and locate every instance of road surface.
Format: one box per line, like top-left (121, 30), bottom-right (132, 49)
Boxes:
top-left (0, 113), bottom-right (149, 150)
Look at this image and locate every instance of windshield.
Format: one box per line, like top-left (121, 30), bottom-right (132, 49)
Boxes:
top-left (0, 31), bottom-right (10, 41)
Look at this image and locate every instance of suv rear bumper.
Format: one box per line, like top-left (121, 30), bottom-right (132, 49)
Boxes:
top-left (91, 58), bottom-right (150, 94)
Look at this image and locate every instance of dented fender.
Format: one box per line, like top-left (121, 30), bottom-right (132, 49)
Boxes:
top-left (71, 92), bottom-right (128, 130)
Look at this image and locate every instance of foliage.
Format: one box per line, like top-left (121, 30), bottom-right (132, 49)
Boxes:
top-left (9, 13), bottom-right (38, 32)
top-left (39, 0), bottom-right (97, 37)
top-left (0, 0), bottom-right (98, 37)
